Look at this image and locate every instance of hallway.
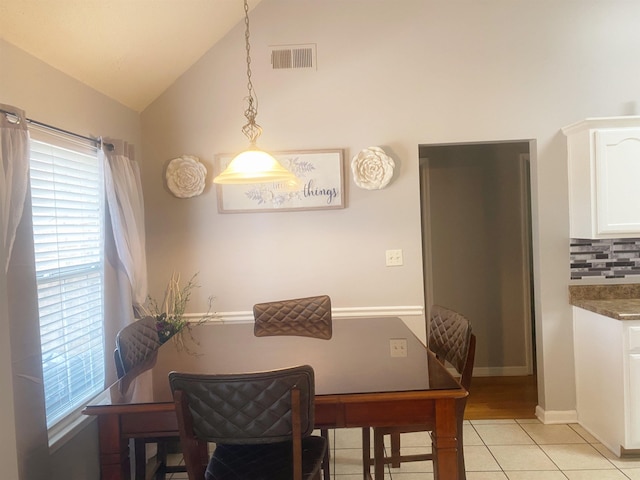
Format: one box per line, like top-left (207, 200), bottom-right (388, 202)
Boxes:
top-left (466, 375), bottom-right (538, 420)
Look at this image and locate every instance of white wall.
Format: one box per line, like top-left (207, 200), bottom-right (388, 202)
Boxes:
top-left (141, 0), bottom-right (640, 419)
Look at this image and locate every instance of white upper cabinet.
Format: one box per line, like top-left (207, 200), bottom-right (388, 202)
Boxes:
top-left (563, 116), bottom-right (640, 239)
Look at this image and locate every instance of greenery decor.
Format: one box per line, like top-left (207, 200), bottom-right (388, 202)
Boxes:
top-left (141, 272), bottom-right (216, 351)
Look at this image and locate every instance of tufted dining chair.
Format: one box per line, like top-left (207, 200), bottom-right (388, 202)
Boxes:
top-left (253, 295), bottom-right (333, 479)
top-left (362, 305), bottom-right (476, 479)
top-left (114, 316), bottom-right (184, 480)
top-left (169, 365), bottom-right (327, 480)
top-left (114, 316), bottom-right (160, 377)
top-left (253, 294), bottom-right (333, 340)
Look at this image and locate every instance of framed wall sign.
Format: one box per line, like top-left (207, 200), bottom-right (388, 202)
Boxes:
top-left (215, 149), bottom-right (345, 213)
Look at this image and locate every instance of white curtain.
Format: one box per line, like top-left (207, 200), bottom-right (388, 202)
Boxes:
top-left (1, 105), bottom-right (51, 478)
top-left (102, 139), bottom-right (148, 309)
top-left (0, 104), bottom-right (30, 273)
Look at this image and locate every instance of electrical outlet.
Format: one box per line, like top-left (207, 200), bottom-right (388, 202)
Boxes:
top-left (389, 338), bottom-right (408, 357)
top-left (385, 249), bottom-right (403, 266)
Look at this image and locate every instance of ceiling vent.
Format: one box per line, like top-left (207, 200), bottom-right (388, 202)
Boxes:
top-left (270, 44), bottom-right (316, 70)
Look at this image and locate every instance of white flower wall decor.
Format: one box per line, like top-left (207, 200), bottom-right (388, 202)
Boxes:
top-left (166, 155), bottom-right (207, 198)
top-left (351, 146), bottom-right (395, 190)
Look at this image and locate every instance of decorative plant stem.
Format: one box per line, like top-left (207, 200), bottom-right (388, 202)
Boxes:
top-left (140, 272), bottom-right (216, 355)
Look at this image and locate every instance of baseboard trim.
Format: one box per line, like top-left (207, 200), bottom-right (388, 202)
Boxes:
top-left (535, 405), bottom-right (578, 424)
top-left (472, 366), bottom-right (533, 376)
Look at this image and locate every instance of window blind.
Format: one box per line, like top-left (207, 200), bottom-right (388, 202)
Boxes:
top-left (29, 136), bottom-right (105, 428)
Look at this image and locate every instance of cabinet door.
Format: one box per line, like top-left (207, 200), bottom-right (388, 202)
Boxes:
top-left (595, 128), bottom-right (640, 235)
top-left (628, 353), bottom-right (640, 447)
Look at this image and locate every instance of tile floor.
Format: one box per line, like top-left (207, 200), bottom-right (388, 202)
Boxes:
top-left (165, 419), bottom-right (640, 479)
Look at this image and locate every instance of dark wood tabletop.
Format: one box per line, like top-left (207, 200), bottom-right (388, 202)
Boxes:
top-left (84, 317), bottom-right (466, 480)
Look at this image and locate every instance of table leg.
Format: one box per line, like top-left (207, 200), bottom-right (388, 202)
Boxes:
top-left (373, 429), bottom-right (385, 480)
top-left (97, 414), bottom-right (130, 480)
top-left (433, 398), bottom-right (459, 480)
top-left (362, 427), bottom-right (372, 480)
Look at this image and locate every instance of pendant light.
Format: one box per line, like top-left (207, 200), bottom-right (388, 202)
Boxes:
top-left (213, 0), bottom-right (297, 185)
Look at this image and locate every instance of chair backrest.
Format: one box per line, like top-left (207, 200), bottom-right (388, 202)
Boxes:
top-left (428, 305), bottom-right (475, 390)
top-left (114, 316), bottom-right (161, 378)
top-left (253, 295), bottom-right (332, 340)
top-left (169, 365), bottom-right (316, 444)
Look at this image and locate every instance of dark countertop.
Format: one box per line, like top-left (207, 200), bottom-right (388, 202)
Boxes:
top-left (569, 284), bottom-right (640, 320)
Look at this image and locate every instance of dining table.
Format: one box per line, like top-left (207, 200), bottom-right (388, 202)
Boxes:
top-left (83, 316), bottom-right (467, 480)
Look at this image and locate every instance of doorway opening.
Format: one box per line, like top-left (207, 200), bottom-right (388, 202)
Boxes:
top-left (419, 140), bottom-right (537, 418)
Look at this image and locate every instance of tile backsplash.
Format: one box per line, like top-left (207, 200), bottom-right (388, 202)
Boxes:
top-left (570, 238), bottom-right (640, 279)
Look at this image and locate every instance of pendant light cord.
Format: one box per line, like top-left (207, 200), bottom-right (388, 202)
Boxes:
top-left (241, 0), bottom-right (263, 146)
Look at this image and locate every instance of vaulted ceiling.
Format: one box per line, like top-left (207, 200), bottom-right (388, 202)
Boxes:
top-left (0, 0), bottom-right (263, 112)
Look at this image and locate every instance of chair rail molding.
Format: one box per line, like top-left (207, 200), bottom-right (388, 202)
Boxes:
top-left (185, 305), bottom-right (424, 324)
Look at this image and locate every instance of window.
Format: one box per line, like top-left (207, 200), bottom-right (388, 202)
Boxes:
top-left (29, 131), bottom-right (105, 428)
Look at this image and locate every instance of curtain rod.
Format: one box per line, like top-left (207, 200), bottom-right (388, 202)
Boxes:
top-left (0, 108), bottom-right (114, 151)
